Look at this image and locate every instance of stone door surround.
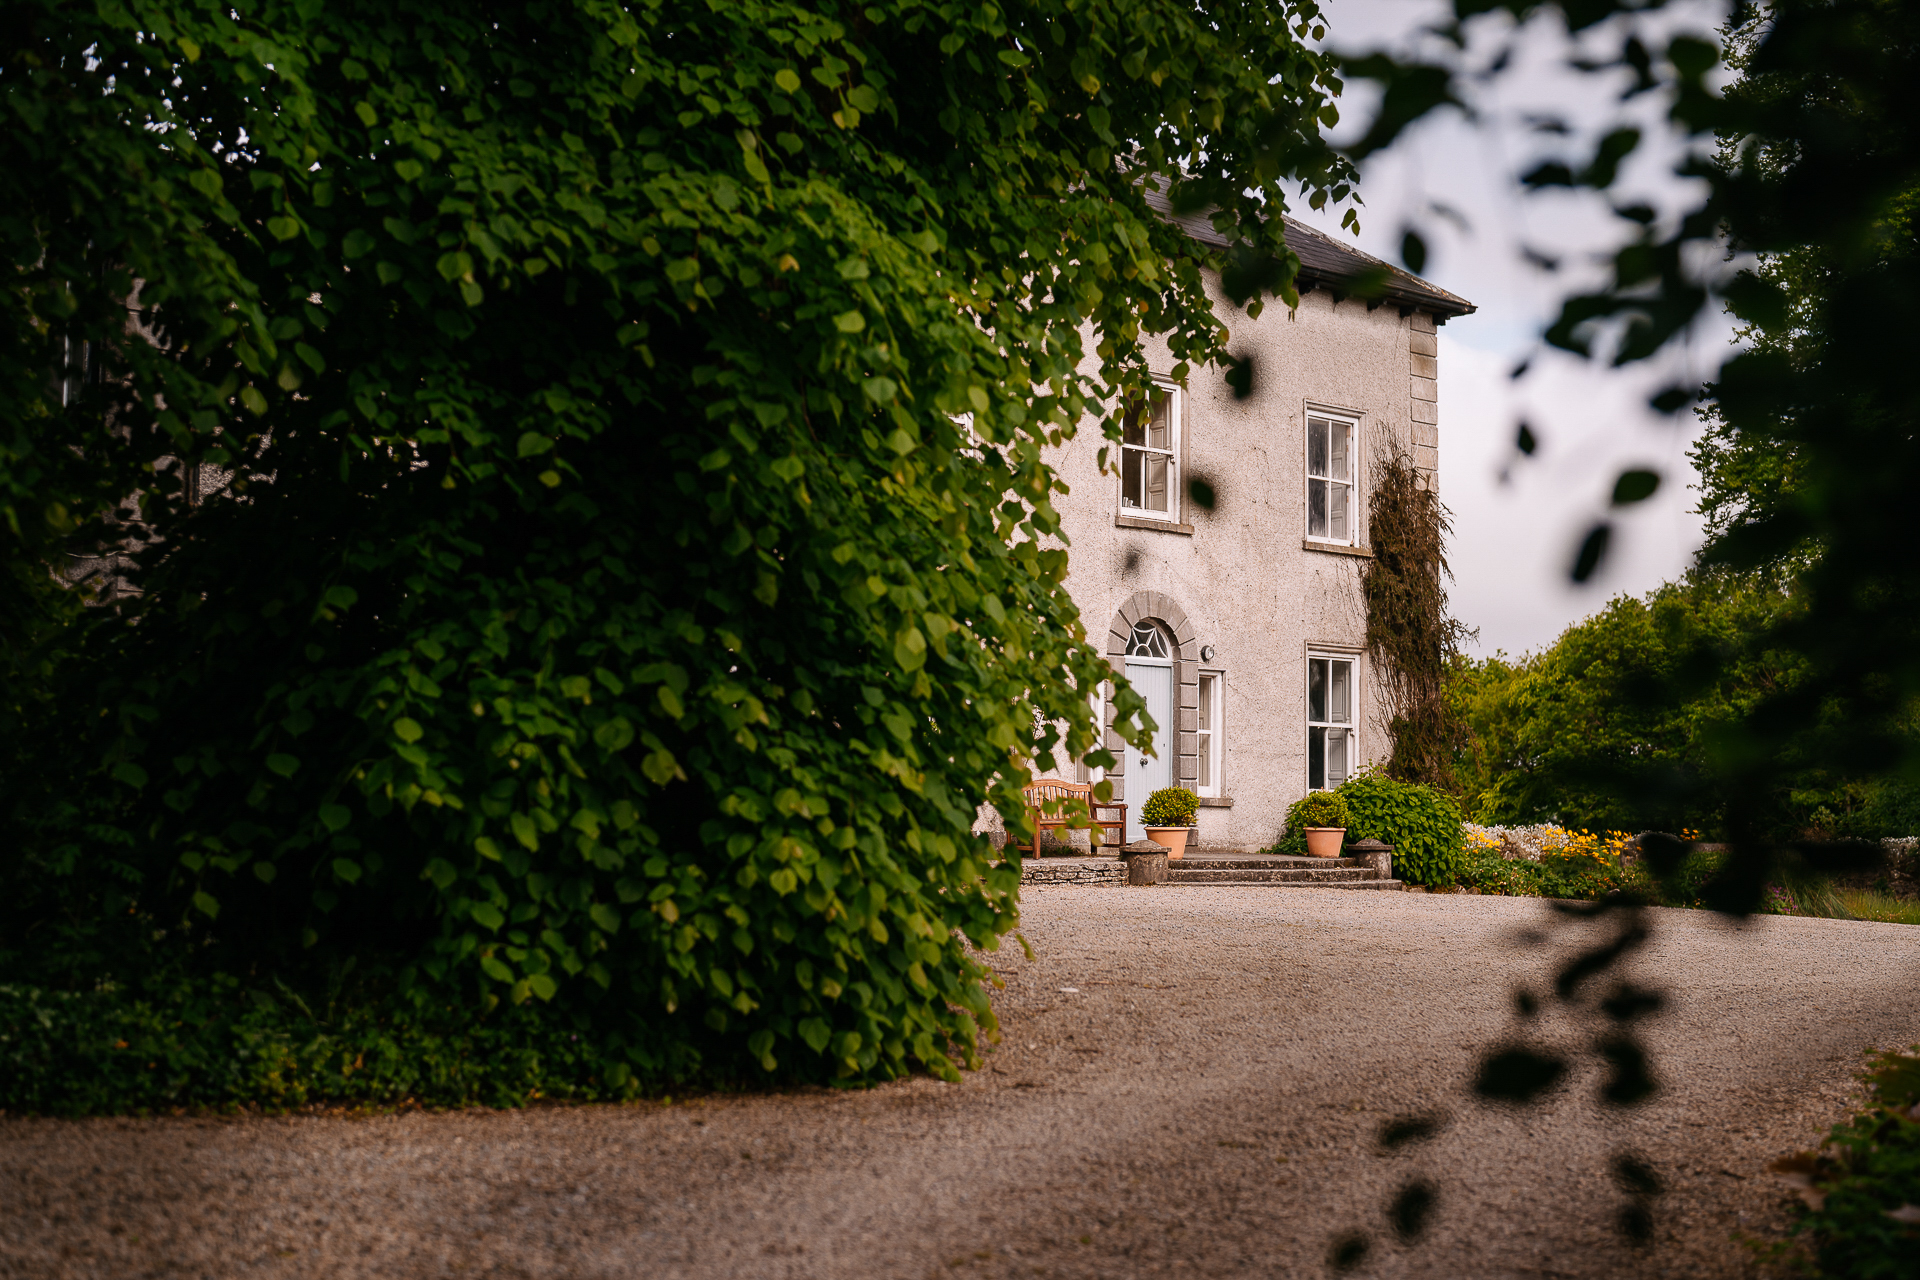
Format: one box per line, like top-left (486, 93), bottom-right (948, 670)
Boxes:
top-left (1104, 590), bottom-right (1201, 799)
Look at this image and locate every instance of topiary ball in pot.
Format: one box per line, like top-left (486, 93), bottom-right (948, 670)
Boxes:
top-left (1284, 790), bottom-right (1351, 858)
top-left (1334, 771), bottom-right (1464, 887)
top-left (1141, 787), bottom-right (1200, 859)
top-left (1285, 790), bottom-right (1351, 833)
top-left (1141, 786), bottom-right (1199, 827)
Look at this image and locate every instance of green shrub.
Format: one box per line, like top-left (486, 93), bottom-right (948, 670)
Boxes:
top-left (1141, 787), bottom-right (1199, 827)
top-left (1286, 790), bottom-right (1351, 832)
top-left (0, 975), bottom-right (630, 1116)
top-left (1635, 845), bottom-right (1729, 907)
top-left (1778, 1047), bottom-right (1920, 1277)
top-left (1541, 852), bottom-right (1636, 900)
top-left (1336, 772), bottom-right (1465, 887)
top-left (1457, 845), bottom-right (1549, 896)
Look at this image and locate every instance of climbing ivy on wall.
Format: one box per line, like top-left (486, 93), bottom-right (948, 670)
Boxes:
top-left (1360, 445), bottom-right (1468, 792)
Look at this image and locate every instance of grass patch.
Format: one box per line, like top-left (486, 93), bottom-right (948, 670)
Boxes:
top-left (1838, 889), bottom-right (1920, 926)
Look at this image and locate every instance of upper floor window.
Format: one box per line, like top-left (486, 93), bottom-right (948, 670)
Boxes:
top-left (1121, 384), bottom-right (1180, 521)
top-left (1307, 413), bottom-right (1356, 544)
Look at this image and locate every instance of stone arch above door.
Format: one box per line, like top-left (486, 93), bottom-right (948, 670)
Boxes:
top-left (1103, 591), bottom-right (1201, 794)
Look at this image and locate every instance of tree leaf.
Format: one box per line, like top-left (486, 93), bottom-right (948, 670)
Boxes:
top-left (1610, 469), bottom-right (1660, 506)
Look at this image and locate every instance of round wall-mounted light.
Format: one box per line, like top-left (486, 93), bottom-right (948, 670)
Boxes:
top-left (1200, 644), bottom-right (1216, 663)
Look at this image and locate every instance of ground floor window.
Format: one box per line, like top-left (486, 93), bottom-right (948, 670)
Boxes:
top-left (1077, 680), bottom-right (1109, 785)
top-left (1308, 655), bottom-right (1354, 790)
top-left (1196, 671), bottom-right (1222, 796)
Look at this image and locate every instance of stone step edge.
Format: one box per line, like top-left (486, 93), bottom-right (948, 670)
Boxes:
top-left (1164, 876), bottom-right (1377, 884)
top-left (1172, 860), bottom-right (1368, 871)
top-left (1158, 878), bottom-right (1406, 891)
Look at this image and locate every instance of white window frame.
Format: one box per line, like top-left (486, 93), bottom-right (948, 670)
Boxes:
top-left (1305, 409), bottom-right (1359, 546)
top-left (1306, 652), bottom-right (1357, 790)
top-left (1118, 380), bottom-right (1182, 523)
top-left (1196, 669), bottom-right (1223, 798)
top-left (1078, 679), bottom-right (1109, 786)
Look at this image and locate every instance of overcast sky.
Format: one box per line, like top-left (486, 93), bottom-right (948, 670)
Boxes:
top-left (1283, 0), bottom-right (1737, 658)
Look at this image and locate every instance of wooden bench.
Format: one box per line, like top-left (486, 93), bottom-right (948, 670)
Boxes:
top-left (1017, 778), bottom-right (1126, 857)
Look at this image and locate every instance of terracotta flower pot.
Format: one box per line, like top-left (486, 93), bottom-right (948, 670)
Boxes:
top-left (1143, 826), bottom-right (1191, 859)
top-left (1304, 827), bottom-right (1346, 858)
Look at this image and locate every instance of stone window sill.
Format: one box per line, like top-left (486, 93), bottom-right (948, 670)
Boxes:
top-left (1198, 795), bottom-right (1233, 808)
top-left (1302, 539), bottom-right (1373, 559)
top-left (1117, 513), bottom-right (1194, 535)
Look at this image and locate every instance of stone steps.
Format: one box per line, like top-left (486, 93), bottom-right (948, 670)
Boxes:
top-left (1014, 852), bottom-right (1405, 891)
top-left (1162, 855), bottom-right (1404, 891)
top-left (1172, 857), bottom-right (1366, 871)
top-left (1166, 867), bottom-right (1373, 883)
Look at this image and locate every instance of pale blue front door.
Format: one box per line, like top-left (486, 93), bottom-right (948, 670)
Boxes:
top-left (1124, 659), bottom-right (1174, 841)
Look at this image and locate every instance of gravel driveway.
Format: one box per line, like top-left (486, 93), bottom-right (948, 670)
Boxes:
top-left (5, 888), bottom-right (1918, 1279)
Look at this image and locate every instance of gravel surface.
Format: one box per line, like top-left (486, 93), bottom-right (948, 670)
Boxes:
top-left (5, 888), bottom-right (1919, 1280)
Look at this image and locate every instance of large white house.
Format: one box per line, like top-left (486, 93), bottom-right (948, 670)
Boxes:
top-left (1050, 197), bottom-right (1474, 851)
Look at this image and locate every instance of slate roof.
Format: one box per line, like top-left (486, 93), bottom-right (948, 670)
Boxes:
top-left (1140, 188), bottom-right (1476, 322)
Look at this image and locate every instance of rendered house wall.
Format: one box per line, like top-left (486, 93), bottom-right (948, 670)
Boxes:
top-left (1046, 271), bottom-right (1446, 852)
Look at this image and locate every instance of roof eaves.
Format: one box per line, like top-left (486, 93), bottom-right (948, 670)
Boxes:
top-left (1138, 189), bottom-right (1476, 321)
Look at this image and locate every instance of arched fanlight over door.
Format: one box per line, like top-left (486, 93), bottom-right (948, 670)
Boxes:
top-left (1125, 620), bottom-right (1171, 660)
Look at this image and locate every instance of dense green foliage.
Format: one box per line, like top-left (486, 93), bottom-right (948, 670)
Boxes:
top-left (1449, 571), bottom-right (1802, 832)
top-left (1688, 13), bottom-right (1920, 566)
top-left (0, 973), bottom-right (619, 1115)
top-left (1780, 1048), bottom-right (1920, 1279)
top-left (1334, 771), bottom-right (1462, 886)
top-left (1448, 570), bottom-right (1920, 839)
top-left (1140, 786), bottom-right (1198, 828)
top-left (2, 0), bottom-right (1357, 1105)
top-left (1285, 789), bottom-right (1349, 832)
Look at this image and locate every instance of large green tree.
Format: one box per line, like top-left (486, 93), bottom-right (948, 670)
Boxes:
top-left (1, 0), bottom-right (1352, 1089)
top-left (1688, 6), bottom-right (1920, 560)
top-left (1448, 570), bottom-right (1816, 833)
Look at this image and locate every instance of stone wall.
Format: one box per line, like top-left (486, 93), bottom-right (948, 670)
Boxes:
top-left (1018, 856), bottom-right (1126, 887)
top-left (1838, 837), bottom-right (1920, 901)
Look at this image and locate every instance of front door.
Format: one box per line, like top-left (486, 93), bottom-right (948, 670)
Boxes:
top-left (1124, 659), bottom-right (1174, 841)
